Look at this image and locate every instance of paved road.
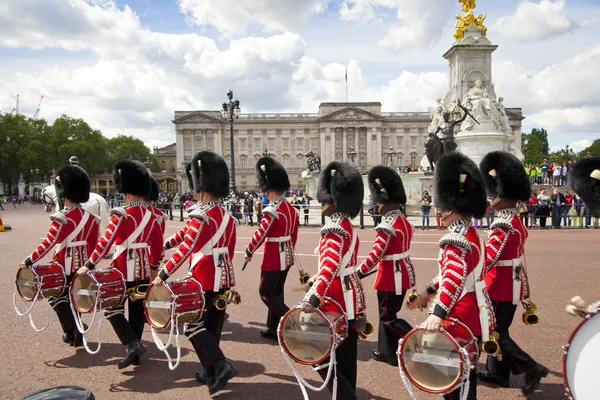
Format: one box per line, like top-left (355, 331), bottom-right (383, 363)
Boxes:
top-left (1, 205), bottom-right (598, 399)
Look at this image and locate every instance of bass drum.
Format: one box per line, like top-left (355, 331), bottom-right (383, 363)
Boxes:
top-left (278, 297), bottom-right (348, 365)
top-left (563, 306), bottom-right (600, 400)
top-left (398, 318), bottom-right (478, 395)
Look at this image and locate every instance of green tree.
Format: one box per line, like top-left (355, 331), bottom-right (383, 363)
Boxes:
top-left (580, 138), bottom-right (600, 158)
top-left (106, 135), bottom-right (159, 171)
top-left (0, 113), bottom-right (43, 190)
top-left (521, 132), bottom-right (544, 164)
top-left (530, 128), bottom-right (550, 155)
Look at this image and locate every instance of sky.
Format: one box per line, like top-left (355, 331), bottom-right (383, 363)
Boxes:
top-left (1, 0), bottom-right (599, 153)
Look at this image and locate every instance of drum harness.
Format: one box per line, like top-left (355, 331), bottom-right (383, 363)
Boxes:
top-left (151, 211), bottom-right (230, 371)
top-left (398, 237), bottom-right (487, 400)
top-left (280, 229), bottom-right (357, 400)
top-left (14, 213), bottom-right (90, 332)
top-left (71, 211), bottom-right (150, 355)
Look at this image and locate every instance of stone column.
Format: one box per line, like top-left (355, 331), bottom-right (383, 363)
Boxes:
top-left (342, 127), bottom-right (347, 162)
top-left (366, 130), bottom-right (373, 168)
top-left (375, 127), bottom-right (382, 165)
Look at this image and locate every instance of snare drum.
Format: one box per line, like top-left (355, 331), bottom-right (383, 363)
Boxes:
top-left (70, 269), bottom-right (127, 313)
top-left (278, 297), bottom-right (348, 365)
top-left (563, 306), bottom-right (600, 400)
top-left (144, 277), bottom-right (204, 329)
top-left (398, 318), bottom-right (478, 395)
top-left (15, 262), bottom-right (66, 301)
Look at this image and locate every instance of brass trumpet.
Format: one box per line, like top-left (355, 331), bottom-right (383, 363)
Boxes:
top-left (353, 314), bottom-right (375, 339)
top-left (480, 331), bottom-right (503, 360)
top-left (522, 299), bottom-right (539, 326)
top-left (406, 289), bottom-right (431, 311)
top-left (213, 289), bottom-right (242, 311)
top-left (298, 269), bottom-right (311, 285)
top-left (129, 284), bottom-right (150, 302)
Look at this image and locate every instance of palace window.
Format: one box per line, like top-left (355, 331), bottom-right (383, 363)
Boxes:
top-left (410, 153), bottom-right (417, 166)
top-left (239, 138), bottom-right (247, 150)
top-left (207, 137), bottom-right (214, 150)
top-left (396, 137), bottom-right (403, 147)
top-left (195, 137), bottom-right (203, 149)
top-left (335, 136), bottom-right (342, 148)
top-left (311, 138), bottom-right (317, 149)
top-left (283, 138), bottom-right (289, 149)
top-left (383, 137), bottom-right (389, 148)
top-left (283, 156), bottom-right (290, 169)
top-left (297, 155), bottom-right (304, 168)
top-left (296, 138), bottom-right (304, 149)
top-left (268, 138), bottom-right (275, 150)
top-left (359, 153), bottom-right (366, 168)
top-left (225, 139), bottom-right (231, 150)
top-left (410, 136), bottom-right (416, 148)
top-left (359, 136), bottom-right (366, 148)
top-left (184, 138), bottom-right (191, 150)
top-left (240, 156), bottom-right (247, 169)
top-left (254, 138), bottom-right (261, 150)
top-left (348, 136), bottom-right (354, 148)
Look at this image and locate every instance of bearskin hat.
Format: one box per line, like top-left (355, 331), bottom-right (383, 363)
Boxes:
top-left (113, 159), bottom-right (151, 196)
top-left (568, 157), bottom-right (600, 218)
top-left (368, 165), bottom-right (407, 205)
top-left (185, 162), bottom-right (194, 191)
top-left (55, 165), bottom-right (90, 203)
top-left (317, 162), bottom-right (364, 218)
top-left (434, 152), bottom-right (487, 218)
top-left (146, 177), bottom-right (159, 202)
top-left (480, 151), bottom-right (531, 202)
top-left (191, 151), bottom-right (229, 198)
top-left (256, 157), bottom-right (290, 193)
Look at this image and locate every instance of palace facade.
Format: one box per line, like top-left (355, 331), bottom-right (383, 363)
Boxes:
top-left (173, 102), bottom-right (523, 192)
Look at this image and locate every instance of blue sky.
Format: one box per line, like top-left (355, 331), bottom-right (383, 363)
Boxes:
top-left (1, 0), bottom-right (599, 153)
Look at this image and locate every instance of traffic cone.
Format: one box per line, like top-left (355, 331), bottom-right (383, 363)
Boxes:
top-left (0, 214), bottom-right (11, 232)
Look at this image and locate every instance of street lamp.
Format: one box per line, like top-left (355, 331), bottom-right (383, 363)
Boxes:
top-left (347, 147), bottom-right (358, 165)
top-left (385, 147), bottom-right (398, 167)
top-left (181, 157), bottom-right (190, 193)
top-left (262, 148), bottom-right (274, 158)
top-left (144, 157), bottom-right (152, 171)
top-left (561, 144), bottom-right (575, 162)
top-left (221, 90), bottom-right (241, 194)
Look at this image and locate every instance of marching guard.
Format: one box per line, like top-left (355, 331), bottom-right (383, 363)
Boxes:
top-left (478, 151), bottom-right (549, 395)
top-left (20, 165), bottom-right (99, 346)
top-left (358, 165), bottom-right (414, 366)
top-left (244, 157), bottom-right (299, 339)
top-left (79, 160), bottom-right (163, 369)
top-left (302, 161), bottom-right (366, 399)
top-left (146, 176), bottom-right (167, 262)
top-left (416, 152), bottom-right (493, 400)
top-left (154, 151), bottom-right (237, 395)
top-left (164, 163), bottom-right (198, 250)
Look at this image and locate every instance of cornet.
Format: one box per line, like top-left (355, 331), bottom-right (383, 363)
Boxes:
top-left (353, 314), bottom-right (375, 340)
top-left (298, 269), bottom-right (311, 285)
top-left (213, 289), bottom-right (242, 311)
top-left (406, 289), bottom-right (430, 311)
top-left (522, 299), bottom-right (539, 326)
top-left (128, 284), bottom-right (150, 302)
top-left (480, 331), bottom-right (503, 360)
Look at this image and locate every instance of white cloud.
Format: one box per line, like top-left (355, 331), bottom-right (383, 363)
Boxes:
top-left (528, 107), bottom-right (600, 133)
top-left (177, 0), bottom-right (331, 36)
top-left (494, 0), bottom-right (575, 42)
top-left (569, 139), bottom-right (592, 152)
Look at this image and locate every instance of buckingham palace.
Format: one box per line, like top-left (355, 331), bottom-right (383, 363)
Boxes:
top-left (173, 102), bottom-right (523, 192)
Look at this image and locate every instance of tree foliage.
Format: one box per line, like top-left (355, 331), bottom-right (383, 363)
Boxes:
top-left (580, 138), bottom-right (600, 158)
top-left (0, 113), bottom-right (157, 192)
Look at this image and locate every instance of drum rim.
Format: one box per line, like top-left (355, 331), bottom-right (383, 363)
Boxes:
top-left (15, 262), bottom-right (66, 301)
top-left (277, 297), bottom-right (346, 366)
top-left (69, 268), bottom-right (126, 313)
top-left (398, 317), bottom-right (470, 394)
top-left (562, 307), bottom-right (600, 397)
top-left (144, 277), bottom-right (204, 329)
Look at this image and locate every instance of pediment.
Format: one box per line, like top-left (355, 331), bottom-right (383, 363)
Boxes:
top-left (172, 111), bottom-right (221, 124)
top-left (318, 106), bottom-right (382, 122)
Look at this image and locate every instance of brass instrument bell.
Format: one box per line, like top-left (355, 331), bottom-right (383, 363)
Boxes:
top-left (213, 289), bottom-right (242, 311)
top-left (298, 269), bottom-right (311, 285)
top-left (480, 331), bottom-right (502, 360)
top-left (129, 284), bottom-right (150, 302)
top-left (353, 314), bottom-right (375, 339)
top-left (522, 300), bottom-right (539, 326)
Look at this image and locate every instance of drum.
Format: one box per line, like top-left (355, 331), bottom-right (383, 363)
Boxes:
top-left (563, 306), bottom-right (600, 400)
top-left (15, 262), bottom-right (66, 301)
top-left (144, 277), bottom-right (204, 329)
top-left (278, 297), bottom-right (348, 365)
top-left (70, 269), bottom-right (127, 313)
top-left (398, 318), bottom-right (478, 395)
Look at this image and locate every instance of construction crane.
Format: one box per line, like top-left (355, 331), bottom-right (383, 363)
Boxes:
top-left (10, 94), bottom-right (19, 115)
top-left (33, 95), bottom-right (44, 119)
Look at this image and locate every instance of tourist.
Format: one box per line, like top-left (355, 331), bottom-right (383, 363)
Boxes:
top-left (572, 193), bottom-right (583, 228)
top-left (301, 193), bottom-right (312, 226)
top-left (551, 188), bottom-right (566, 228)
top-left (552, 163), bottom-right (562, 187)
top-left (528, 190), bottom-right (538, 228)
top-left (561, 162), bottom-right (568, 186)
top-left (485, 198), bottom-right (495, 227)
top-left (536, 189), bottom-right (551, 228)
top-left (420, 190), bottom-right (432, 230)
top-left (435, 208), bottom-right (443, 230)
top-left (564, 190), bottom-right (573, 227)
top-left (540, 159), bottom-right (549, 185)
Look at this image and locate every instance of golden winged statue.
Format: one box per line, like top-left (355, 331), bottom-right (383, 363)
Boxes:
top-left (459, 0), bottom-right (476, 13)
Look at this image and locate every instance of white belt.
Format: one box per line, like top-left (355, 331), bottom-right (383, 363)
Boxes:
top-left (495, 256), bottom-right (524, 305)
top-left (190, 247), bottom-right (229, 290)
top-left (383, 252), bottom-right (409, 295)
top-left (68, 241), bottom-right (86, 248)
top-left (339, 266), bottom-right (357, 320)
top-left (265, 236), bottom-right (291, 243)
top-left (339, 266), bottom-right (357, 278)
top-left (114, 243), bottom-right (148, 281)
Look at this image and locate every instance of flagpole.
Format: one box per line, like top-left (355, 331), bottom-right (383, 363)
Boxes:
top-left (345, 66), bottom-right (348, 102)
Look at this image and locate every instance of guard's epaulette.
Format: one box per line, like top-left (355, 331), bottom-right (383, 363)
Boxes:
top-left (320, 214), bottom-right (349, 237)
top-left (439, 231), bottom-right (472, 252)
top-left (110, 207), bottom-right (126, 217)
top-left (261, 203), bottom-right (279, 218)
top-left (490, 218), bottom-right (515, 232)
top-left (50, 211), bottom-right (67, 224)
top-left (375, 218), bottom-right (396, 236)
top-left (188, 207), bottom-right (209, 223)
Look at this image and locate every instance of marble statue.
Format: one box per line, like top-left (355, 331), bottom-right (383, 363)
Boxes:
top-left (460, 79), bottom-right (501, 131)
top-left (427, 98), bottom-right (444, 133)
top-left (496, 97), bottom-right (511, 132)
top-left (305, 150), bottom-right (321, 173)
top-left (425, 105), bottom-right (471, 171)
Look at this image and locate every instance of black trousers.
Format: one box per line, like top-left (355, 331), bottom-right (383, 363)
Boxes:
top-left (316, 327), bottom-right (358, 400)
top-left (444, 337), bottom-right (481, 400)
top-left (105, 280), bottom-right (149, 345)
top-left (49, 274), bottom-right (77, 335)
top-left (260, 270), bottom-right (290, 331)
top-left (485, 300), bottom-right (537, 378)
top-left (377, 290), bottom-right (413, 358)
top-left (186, 290), bottom-right (227, 374)
top-left (304, 211), bottom-right (309, 225)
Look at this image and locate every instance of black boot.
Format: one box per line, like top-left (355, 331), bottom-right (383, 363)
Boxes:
top-left (196, 366), bottom-right (215, 386)
top-left (260, 328), bottom-right (277, 340)
top-left (131, 355), bottom-right (140, 366)
top-left (118, 340), bottom-right (146, 369)
top-left (521, 364), bottom-right (549, 396)
top-left (71, 329), bottom-right (83, 348)
top-left (477, 371), bottom-right (510, 388)
top-left (209, 360), bottom-right (237, 395)
top-left (62, 331), bottom-right (74, 345)
top-left (371, 350), bottom-right (398, 366)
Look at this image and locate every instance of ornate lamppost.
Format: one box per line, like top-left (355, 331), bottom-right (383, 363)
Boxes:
top-left (221, 90), bottom-right (241, 194)
top-left (561, 144), bottom-right (575, 162)
top-left (347, 147), bottom-right (358, 165)
top-left (180, 157), bottom-right (190, 193)
top-left (385, 147), bottom-right (398, 167)
top-left (144, 157), bottom-right (152, 172)
top-left (262, 148), bottom-right (275, 158)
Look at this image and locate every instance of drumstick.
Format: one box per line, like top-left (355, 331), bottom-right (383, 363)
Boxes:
top-left (242, 261), bottom-right (248, 271)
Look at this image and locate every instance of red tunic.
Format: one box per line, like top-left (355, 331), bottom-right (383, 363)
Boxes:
top-left (305, 214), bottom-right (366, 319)
top-left (24, 205), bottom-right (99, 275)
top-left (358, 210), bottom-right (415, 293)
top-left (245, 197), bottom-right (299, 272)
top-left (427, 219), bottom-right (493, 337)
top-left (164, 202), bottom-right (199, 250)
top-left (160, 203), bottom-right (236, 292)
top-left (148, 204), bottom-right (167, 260)
top-left (86, 202), bottom-right (163, 282)
top-left (484, 208), bottom-right (530, 303)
